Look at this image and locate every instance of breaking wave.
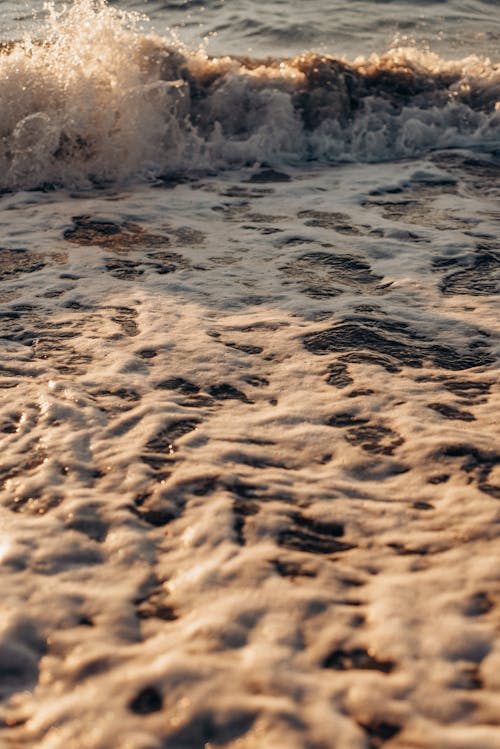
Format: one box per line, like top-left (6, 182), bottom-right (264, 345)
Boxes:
top-left (1, 0), bottom-right (499, 190)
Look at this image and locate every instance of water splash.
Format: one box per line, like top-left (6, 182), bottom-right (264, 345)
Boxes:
top-left (0, 0), bottom-right (499, 191)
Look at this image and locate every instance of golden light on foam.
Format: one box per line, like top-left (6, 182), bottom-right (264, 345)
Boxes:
top-left (0, 540), bottom-right (11, 562)
top-left (39, 396), bottom-right (51, 415)
top-left (182, 526), bottom-right (196, 545)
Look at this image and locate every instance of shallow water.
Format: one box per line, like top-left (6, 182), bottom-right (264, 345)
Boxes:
top-left (0, 2), bottom-right (499, 748)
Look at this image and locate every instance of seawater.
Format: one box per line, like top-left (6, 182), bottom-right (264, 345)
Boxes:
top-left (0, 0), bottom-right (499, 191)
top-left (3, 0), bottom-right (500, 59)
top-left (0, 3), bottom-right (499, 749)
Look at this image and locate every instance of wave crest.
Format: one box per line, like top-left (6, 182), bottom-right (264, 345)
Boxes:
top-left (1, 0), bottom-right (499, 190)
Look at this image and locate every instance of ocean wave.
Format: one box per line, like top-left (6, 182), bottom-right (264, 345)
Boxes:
top-left (1, 0), bottom-right (499, 190)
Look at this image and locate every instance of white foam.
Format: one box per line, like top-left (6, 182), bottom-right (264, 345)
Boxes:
top-left (0, 151), bottom-right (499, 747)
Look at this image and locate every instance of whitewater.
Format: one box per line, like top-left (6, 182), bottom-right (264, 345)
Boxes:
top-left (0, 1), bottom-right (499, 748)
top-left (1, 1), bottom-right (500, 189)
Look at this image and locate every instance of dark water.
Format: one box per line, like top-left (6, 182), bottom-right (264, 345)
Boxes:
top-left (2, 0), bottom-right (500, 58)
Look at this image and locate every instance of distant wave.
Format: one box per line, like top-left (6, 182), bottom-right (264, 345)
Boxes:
top-left (1, 0), bottom-right (499, 190)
